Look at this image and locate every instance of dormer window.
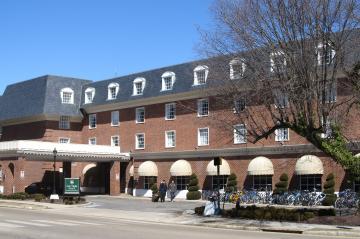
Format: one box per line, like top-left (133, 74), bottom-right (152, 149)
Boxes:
top-left (107, 83), bottom-right (119, 100)
top-left (60, 88), bottom-right (74, 104)
top-left (230, 59), bottom-right (246, 79)
top-left (193, 65), bottom-right (209, 85)
top-left (84, 87), bottom-right (95, 104)
top-left (317, 42), bottom-right (335, 65)
top-left (161, 71), bottom-right (175, 91)
top-left (133, 77), bottom-right (146, 95)
top-left (270, 51), bottom-right (286, 73)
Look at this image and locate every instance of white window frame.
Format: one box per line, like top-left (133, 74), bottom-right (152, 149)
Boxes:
top-left (161, 71), bottom-right (176, 91)
top-left (135, 107), bottom-right (145, 123)
top-left (111, 111), bottom-right (120, 126)
top-left (234, 98), bottom-right (246, 113)
top-left (230, 58), bottom-right (246, 79)
top-left (197, 98), bottom-right (209, 117)
top-left (193, 65), bottom-right (209, 85)
top-left (107, 82), bottom-right (119, 100)
top-left (84, 87), bottom-right (95, 104)
top-left (165, 103), bottom-right (176, 120)
top-left (275, 128), bottom-right (289, 142)
top-left (88, 137), bottom-right (96, 145)
top-left (198, 127), bottom-right (209, 146)
top-left (317, 42), bottom-right (335, 66)
top-left (270, 51), bottom-right (286, 73)
top-left (234, 124), bottom-right (247, 144)
top-left (165, 130), bottom-right (176, 148)
top-left (133, 77), bottom-right (146, 96)
top-left (324, 81), bottom-right (337, 103)
top-left (135, 133), bottom-right (145, 149)
top-left (111, 135), bottom-right (120, 147)
top-left (60, 88), bottom-right (74, 104)
top-left (59, 116), bottom-right (70, 129)
top-left (59, 138), bottom-right (70, 144)
top-left (89, 114), bottom-right (97, 129)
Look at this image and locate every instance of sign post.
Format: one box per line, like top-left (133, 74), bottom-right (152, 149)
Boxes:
top-left (213, 157), bottom-right (222, 214)
top-left (64, 178), bottom-right (80, 195)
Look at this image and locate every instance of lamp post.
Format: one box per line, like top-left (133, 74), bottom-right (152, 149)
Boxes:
top-left (50, 148), bottom-right (59, 201)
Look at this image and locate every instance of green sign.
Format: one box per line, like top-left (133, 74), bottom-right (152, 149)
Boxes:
top-left (64, 178), bottom-right (80, 195)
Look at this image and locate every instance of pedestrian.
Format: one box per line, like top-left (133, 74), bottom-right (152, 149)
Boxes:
top-left (159, 180), bottom-right (167, 202)
top-left (169, 180), bottom-right (177, 202)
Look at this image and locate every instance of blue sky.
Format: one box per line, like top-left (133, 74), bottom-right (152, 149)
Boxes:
top-left (0, 0), bottom-right (213, 94)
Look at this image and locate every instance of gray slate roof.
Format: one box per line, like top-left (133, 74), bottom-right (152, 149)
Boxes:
top-left (0, 75), bottom-right (91, 122)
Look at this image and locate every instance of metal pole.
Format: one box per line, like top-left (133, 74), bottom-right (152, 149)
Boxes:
top-left (217, 165), bottom-right (220, 211)
top-left (53, 150), bottom-right (56, 194)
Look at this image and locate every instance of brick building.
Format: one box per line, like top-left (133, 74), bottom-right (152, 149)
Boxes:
top-left (0, 56), bottom-right (359, 198)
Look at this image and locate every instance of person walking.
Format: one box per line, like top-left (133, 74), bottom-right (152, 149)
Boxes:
top-left (159, 180), bottom-right (167, 202)
top-left (169, 180), bottom-right (177, 202)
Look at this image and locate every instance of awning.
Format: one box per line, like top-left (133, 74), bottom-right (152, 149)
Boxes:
top-left (170, 159), bottom-right (192, 176)
top-left (138, 161), bottom-right (158, 177)
top-left (295, 155), bottom-right (324, 175)
top-left (129, 165), bottom-right (134, 177)
top-left (355, 153), bottom-right (360, 157)
top-left (247, 156), bottom-right (274, 175)
top-left (206, 158), bottom-right (231, 176)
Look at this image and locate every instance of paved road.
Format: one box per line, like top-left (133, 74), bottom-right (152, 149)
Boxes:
top-left (0, 207), bottom-right (333, 239)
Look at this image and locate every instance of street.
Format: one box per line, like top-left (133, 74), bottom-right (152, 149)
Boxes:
top-left (0, 207), bottom-right (335, 239)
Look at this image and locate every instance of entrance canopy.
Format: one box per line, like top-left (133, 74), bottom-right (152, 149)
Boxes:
top-left (248, 156), bottom-right (274, 175)
top-left (0, 140), bottom-right (129, 162)
top-left (295, 155), bottom-right (324, 175)
top-left (170, 159), bottom-right (192, 176)
top-left (206, 158), bottom-right (231, 176)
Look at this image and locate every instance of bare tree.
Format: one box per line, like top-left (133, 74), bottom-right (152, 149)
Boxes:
top-left (196, 0), bottom-right (360, 178)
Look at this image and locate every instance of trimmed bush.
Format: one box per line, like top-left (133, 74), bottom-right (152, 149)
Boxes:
top-left (33, 193), bottom-right (45, 202)
top-left (273, 173), bottom-right (288, 194)
top-left (186, 173), bottom-right (201, 200)
top-left (0, 192), bottom-right (31, 200)
top-left (322, 173), bottom-right (337, 206)
top-left (226, 173), bottom-right (237, 193)
top-left (150, 180), bottom-right (159, 202)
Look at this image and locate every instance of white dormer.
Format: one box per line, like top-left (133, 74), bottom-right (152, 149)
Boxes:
top-left (161, 71), bottom-right (176, 91)
top-left (84, 87), bottom-right (95, 104)
top-left (107, 82), bottom-right (119, 100)
top-left (230, 58), bottom-right (246, 79)
top-left (317, 42), bottom-right (335, 65)
top-left (270, 51), bottom-right (286, 73)
top-left (60, 88), bottom-right (74, 104)
top-left (133, 77), bottom-right (146, 95)
top-left (193, 65), bottom-right (209, 85)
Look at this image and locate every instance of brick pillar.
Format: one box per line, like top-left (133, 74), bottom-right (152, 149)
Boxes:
top-left (109, 161), bottom-right (121, 196)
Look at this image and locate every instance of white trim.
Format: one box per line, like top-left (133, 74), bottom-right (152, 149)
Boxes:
top-left (59, 137), bottom-right (70, 144)
top-left (135, 133), bottom-right (145, 150)
top-left (270, 50), bottom-right (286, 73)
top-left (111, 111), bottom-right (120, 126)
top-left (234, 124), bottom-right (247, 144)
top-left (82, 163), bottom-right (97, 174)
top-left (193, 65), bottom-right (209, 85)
top-left (198, 127), bottom-right (209, 146)
top-left (84, 87), bottom-right (95, 104)
top-left (197, 98), bottom-right (209, 117)
top-left (107, 82), bottom-right (120, 100)
top-left (89, 114), bottom-right (97, 129)
top-left (111, 135), bottom-right (120, 147)
top-left (59, 115), bottom-right (71, 130)
top-left (165, 130), bottom-right (176, 148)
top-left (230, 58), bottom-right (246, 79)
top-left (88, 137), bottom-right (97, 145)
top-left (133, 77), bottom-right (146, 96)
top-left (165, 103), bottom-right (176, 120)
top-left (161, 71), bottom-right (176, 91)
top-left (60, 88), bottom-right (74, 104)
top-left (275, 128), bottom-right (289, 142)
top-left (135, 107), bottom-right (145, 124)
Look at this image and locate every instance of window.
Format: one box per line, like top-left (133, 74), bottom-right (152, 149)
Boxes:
top-left (212, 175), bottom-right (228, 190)
top-left (176, 176), bottom-right (190, 190)
top-left (111, 136), bottom-right (119, 147)
top-left (59, 116), bottom-right (70, 129)
top-left (89, 138), bottom-right (96, 145)
top-left (89, 114), bottom-right (97, 129)
top-left (84, 87), bottom-right (95, 104)
top-left (230, 58), bottom-right (246, 79)
top-left (270, 51), bottom-right (286, 73)
top-left (274, 90), bottom-right (289, 108)
top-left (107, 83), bottom-right (119, 100)
top-left (165, 130), bottom-right (176, 148)
top-left (275, 128), bottom-right (289, 141)
top-left (198, 128), bottom-right (209, 146)
top-left (234, 98), bottom-right (246, 113)
top-left (165, 103), bottom-right (176, 120)
top-left (321, 116), bottom-right (332, 138)
top-left (60, 88), bottom-right (74, 104)
top-left (317, 42), bottom-right (335, 65)
top-left (111, 111), bottom-right (119, 126)
top-left (144, 176), bottom-right (157, 189)
top-left (234, 124), bottom-right (246, 144)
top-left (59, 138), bottom-right (70, 144)
top-left (197, 99), bottom-right (209, 117)
top-left (300, 175), bottom-right (322, 191)
top-left (252, 175), bottom-right (272, 191)
top-left (324, 82), bottom-right (337, 103)
top-left (136, 133), bottom-right (145, 149)
top-left (133, 77), bottom-right (146, 95)
top-left (135, 107), bottom-right (145, 123)
top-left (193, 65), bottom-right (209, 85)
top-left (161, 71), bottom-right (175, 91)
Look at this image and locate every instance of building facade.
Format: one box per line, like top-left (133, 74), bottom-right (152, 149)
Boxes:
top-left (0, 57), bottom-right (359, 198)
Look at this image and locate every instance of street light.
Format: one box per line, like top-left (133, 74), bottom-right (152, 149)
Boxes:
top-left (50, 148), bottom-right (59, 201)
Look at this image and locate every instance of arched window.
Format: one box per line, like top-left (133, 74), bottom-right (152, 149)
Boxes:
top-left (161, 71), bottom-right (176, 91)
top-left (60, 88), bottom-right (74, 104)
top-left (193, 65), bottom-right (209, 85)
top-left (133, 77), bottom-right (146, 95)
top-left (108, 83), bottom-right (119, 100)
top-left (84, 87), bottom-right (95, 104)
